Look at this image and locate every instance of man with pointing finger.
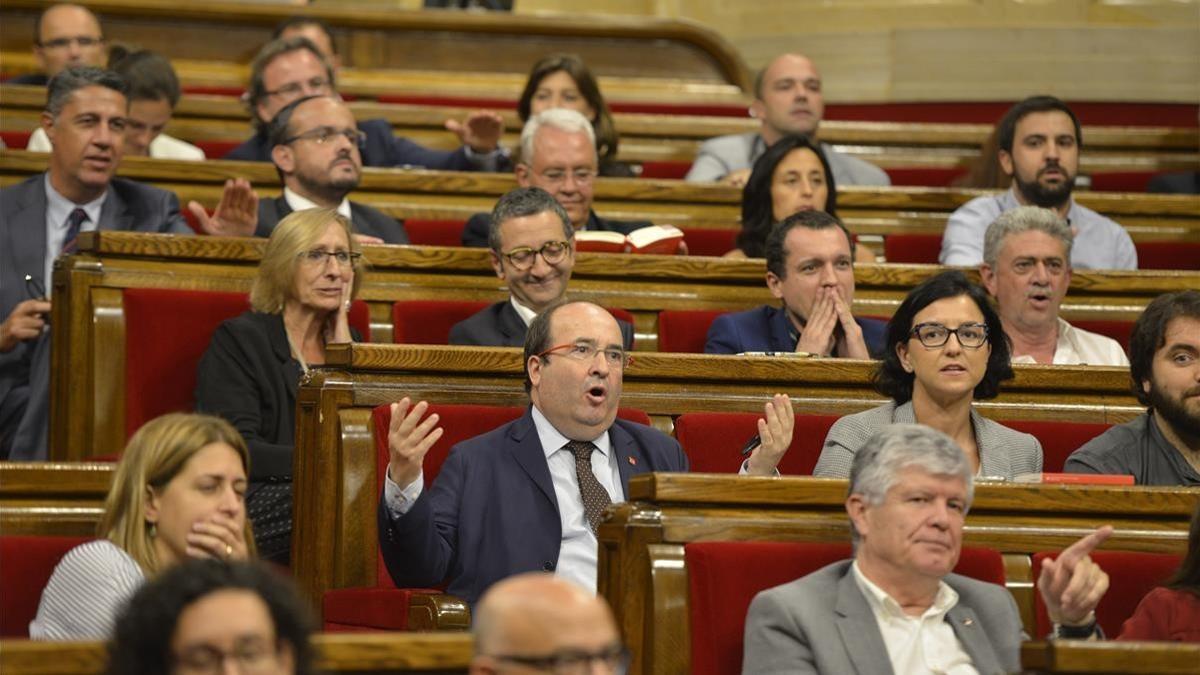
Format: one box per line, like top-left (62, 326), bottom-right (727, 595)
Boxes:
top-left (744, 424), bottom-right (1110, 674)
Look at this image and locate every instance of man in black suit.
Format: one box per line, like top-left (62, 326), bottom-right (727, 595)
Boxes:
top-left (460, 109), bottom-right (651, 247)
top-left (223, 36), bottom-right (507, 172)
top-left (449, 187), bottom-right (632, 348)
top-left (9, 4), bottom-right (105, 86)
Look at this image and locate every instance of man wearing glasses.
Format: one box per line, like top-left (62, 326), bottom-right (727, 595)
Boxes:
top-left (450, 187), bottom-right (631, 348)
top-left (380, 299), bottom-right (795, 607)
top-left (11, 4), bottom-right (105, 86)
top-left (224, 36), bottom-right (507, 172)
top-left (461, 109), bottom-right (650, 248)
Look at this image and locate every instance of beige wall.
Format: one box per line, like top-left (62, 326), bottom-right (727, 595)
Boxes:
top-left (515, 0), bottom-right (1200, 103)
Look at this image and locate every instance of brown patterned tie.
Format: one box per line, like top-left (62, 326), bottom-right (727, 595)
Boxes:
top-left (566, 440), bottom-right (612, 533)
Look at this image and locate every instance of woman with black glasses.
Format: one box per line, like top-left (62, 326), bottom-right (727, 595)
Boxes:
top-left (813, 270), bottom-right (1043, 479)
top-left (195, 208), bottom-right (364, 563)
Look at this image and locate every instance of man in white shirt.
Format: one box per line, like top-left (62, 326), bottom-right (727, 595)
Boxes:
top-left (743, 424), bottom-right (1111, 674)
top-left (979, 206), bottom-right (1129, 366)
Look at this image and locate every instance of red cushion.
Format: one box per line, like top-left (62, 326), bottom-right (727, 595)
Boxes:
top-left (999, 420), bottom-right (1112, 473)
top-left (1135, 241), bottom-right (1200, 271)
top-left (0, 536), bottom-right (91, 637)
top-left (637, 161), bottom-right (692, 180)
top-left (884, 166), bottom-right (967, 187)
top-left (674, 412), bottom-right (839, 476)
top-left (393, 300), bottom-right (490, 344)
top-left (884, 233), bottom-right (942, 264)
top-left (1031, 550), bottom-right (1181, 639)
top-left (657, 310), bottom-right (726, 354)
top-left (1069, 319), bottom-right (1133, 355)
top-left (676, 228), bottom-right (738, 258)
top-left (0, 130), bottom-right (32, 150)
top-left (181, 85), bottom-right (245, 97)
top-left (823, 102), bottom-right (1199, 126)
top-left (321, 586), bottom-right (442, 632)
top-left (1087, 171), bottom-right (1156, 193)
top-left (192, 140), bottom-right (243, 160)
top-left (125, 288), bottom-right (370, 439)
top-left (404, 219), bottom-right (468, 247)
top-left (375, 94), bottom-right (518, 110)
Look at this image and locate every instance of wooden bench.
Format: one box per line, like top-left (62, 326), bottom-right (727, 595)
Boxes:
top-left (597, 473), bottom-right (1197, 674)
top-left (1020, 641), bottom-right (1200, 674)
top-left (0, 463), bottom-right (112, 536)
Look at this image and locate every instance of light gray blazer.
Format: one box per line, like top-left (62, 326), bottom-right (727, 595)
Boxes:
top-left (813, 401), bottom-right (1043, 480)
top-left (742, 560), bottom-right (1025, 675)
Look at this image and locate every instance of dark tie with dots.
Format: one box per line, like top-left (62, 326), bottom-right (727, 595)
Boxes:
top-left (566, 440), bottom-right (611, 533)
top-left (60, 208), bottom-right (88, 254)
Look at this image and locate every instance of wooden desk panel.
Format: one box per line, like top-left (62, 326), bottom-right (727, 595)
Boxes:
top-left (0, 463), bottom-right (113, 536)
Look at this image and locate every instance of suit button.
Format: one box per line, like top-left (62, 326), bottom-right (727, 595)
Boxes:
top-left (542, 561), bottom-right (555, 571)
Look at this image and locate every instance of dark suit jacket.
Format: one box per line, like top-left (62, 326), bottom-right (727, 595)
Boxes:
top-left (0, 174), bottom-right (191, 460)
top-left (704, 304), bottom-right (887, 358)
top-left (254, 195), bottom-right (409, 244)
top-left (447, 300), bottom-right (634, 349)
top-left (460, 209), bottom-right (652, 248)
top-left (7, 73), bottom-right (48, 85)
top-left (743, 560), bottom-right (1024, 674)
top-left (377, 408), bottom-right (688, 607)
top-left (224, 118), bottom-right (510, 172)
top-left (1147, 171), bottom-right (1200, 195)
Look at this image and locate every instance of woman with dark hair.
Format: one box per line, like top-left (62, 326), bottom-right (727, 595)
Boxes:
top-left (1118, 501), bottom-right (1200, 642)
top-left (731, 135), bottom-right (838, 259)
top-left (814, 270), bottom-right (1043, 479)
top-left (517, 53), bottom-right (632, 177)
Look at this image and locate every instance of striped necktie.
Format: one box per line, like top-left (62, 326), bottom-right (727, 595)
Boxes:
top-left (60, 207), bottom-right (89, 254)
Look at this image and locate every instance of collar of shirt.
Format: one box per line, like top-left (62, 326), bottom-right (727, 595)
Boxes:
top-left (531, 405), bottom-right (612, 460)
top-left (1011, 317), bottom-right (1072, 365)
top-left (852, 559), bottom-right (959, 622)
top-left (283, 186), bottom-right (352, 221)
top-left (509, 296), bottom-right (539, 327)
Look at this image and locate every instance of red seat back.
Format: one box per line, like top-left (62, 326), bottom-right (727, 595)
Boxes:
top-left (884, 233), bottom-right (942, 264)
top-left (1134, 241), bottom-right (1200, 271)
top-left (1087, 171), bottom-right (1156, 193)
top-left (0, 535), bottom-right (91, 637)
top-left (393, 300), bottom-right (490, 344)
top-left (636, 161), bottom-right (691, 180)
top-left (884, 166), bottom-right (968, 187)
top-left (404, 219), bottom-right (468, 247)
top-left (0, 130), bottom-right (32, 150)
top-left (676, 228), bottom-right (738, 258)
top-left (686, 541), bottom-right (1004, 675)
top-left (657, 310), bottom-right (727, 354)
top-left (674, 412), bottom-right (839, 476)
top-left (1031, 550), bottom-right (1181, 639)
top-left (1070, 319), bottom-right (1133, 355)
top-left (125, 288), bottom-right (370, 440)
top-left (194, 140), bottom-right (243, 160)
top-left (999, 420), bottom-right (1112, 473)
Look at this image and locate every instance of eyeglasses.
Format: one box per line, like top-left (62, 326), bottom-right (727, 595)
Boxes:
top-left (540, 168), bottom-right (596, 186)
top-left (263, 76), bottom-right (332, 99)
top-left (538, 342), bottom-right (632, 368)
top-left (172, 639), bottom-right (282, 674)
top-left (909, 322), bottom-right (989, 349)
top-left (283, 126), bottom-right (366, 147)
top-left (37, 36), bottom-right (103, 50)
top-left (490, 644), bottom-right (630, 674)
top-left (298, 249), bottom-right (361, 267)
top-left (498, 240), bottom-right (571, 271)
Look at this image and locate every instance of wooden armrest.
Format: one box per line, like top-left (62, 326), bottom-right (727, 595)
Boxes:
top-left (407, 593), bottom-right (471, 631)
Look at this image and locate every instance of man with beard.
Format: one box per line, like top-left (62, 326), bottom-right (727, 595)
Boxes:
top-left (1065, 290), bottom-right (1200, 485)
top-left (196, 95), bottom-right (407, 244)
top-left (979, 206), bottom-right (1127, 366)
top-left (940, 96), bottom-right (1136, 270)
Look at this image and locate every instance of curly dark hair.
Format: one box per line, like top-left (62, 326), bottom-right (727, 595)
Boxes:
top-left (1129, 290), bottom-right (1200, 407)
top-left (517, 54), bottom-right (619, 168)
top-left (738, 135), bottom-right (837, 258)
top-left (874, 270), bottom-right (1013, 403)
top-left (105, 560), bottom-right (314, 675)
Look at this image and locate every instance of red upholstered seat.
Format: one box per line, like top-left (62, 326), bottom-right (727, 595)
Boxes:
top-left (404, 219), bottom-right (468, 247)
top-left (657, 310), bottom-right (727, 354)
top-left (884, 166), bottom-right (967, 187)
top-left (193, 139), bottom-right (242, 160)
top-left (999, 420), bottom-right (1112, 473)
top-left (686, 541), bottom-right (1004, 675)
top-left (392, 300), bottom-right (490, 345)
top-left (1135, 241), bottom-right (1200, 271)
top-left (676, 228), bottom-right (738, 258)
top-left (0, 130), bottom-right (31, 150)
top-left (124, 288), bottom-right (370, 440)
top-left (1031, 550), bottom-right (1181, 639)
top-left (636, 161), bottom-right (692, 180)
top-left (674, 412), bottom-right (839, 475)
top-left (1069, 319), bottom-right (1133, 355)
top-left (884, 233), bottom-right (942, 264)
top-left (1087, 171), bottom-right (1156, 193)
top-left (0, 535), bottom-right (90, 637)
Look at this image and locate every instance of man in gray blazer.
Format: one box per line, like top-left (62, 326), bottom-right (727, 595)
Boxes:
top-left (743, 424), bottom-right (1111, 675)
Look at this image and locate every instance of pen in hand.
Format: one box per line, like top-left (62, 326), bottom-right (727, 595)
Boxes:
top-left (740, 433), bottom-right (761, 457)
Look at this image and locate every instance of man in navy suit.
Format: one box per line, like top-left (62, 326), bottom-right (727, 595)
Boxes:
top-left (378, 301), bottom-right (794, 606)
top-left (705, 211), bottom-right (887, 358)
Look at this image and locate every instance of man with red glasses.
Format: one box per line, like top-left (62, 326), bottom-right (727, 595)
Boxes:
top-left (379, 299), bottom-right (794, 607)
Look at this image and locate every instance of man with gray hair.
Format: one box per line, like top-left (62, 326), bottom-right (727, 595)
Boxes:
top-left (743, 423), bottom-right (1112, 674)
top-left (979, 206), bottom-right (1127, 366)
top-left (449, 187), bottom-right (633, 348)
top-left (461, 109), bottom-right (650, 247)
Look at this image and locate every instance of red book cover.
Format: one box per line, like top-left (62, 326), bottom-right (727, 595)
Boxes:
top-left (1028, 473), bottom-right (1135, 485)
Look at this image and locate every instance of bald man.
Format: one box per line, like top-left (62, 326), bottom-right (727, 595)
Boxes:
top-left (470, 573), bottom-right (627, 675)
top-left (13, 3), bottom-right (106, 86)
top-left (685, 52), bottom-right (889, 188)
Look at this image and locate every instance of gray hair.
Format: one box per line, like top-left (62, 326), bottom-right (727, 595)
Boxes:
top-left (518, 108), bottom-right (597, 167)
top-left (45, 66), bottom-right (127, 118)
top-left (487, 186), bottom-right (574, 252)
top-left (982, 206), bottom-right (1073, 268)
top-left (848, 424), bottom-right (974, 541)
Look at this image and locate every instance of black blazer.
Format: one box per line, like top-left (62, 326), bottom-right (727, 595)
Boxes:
top-left (448, 300), bottom-right (634, 349)
top-left (460, 209), bottom-right (652, 248)
top-left (255, 195), bottom-right (409, 244)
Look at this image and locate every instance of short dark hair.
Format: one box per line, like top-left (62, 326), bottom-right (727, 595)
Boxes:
top-left (765, 210), bottom-right (855, 279)
top-left (45, 65), bottom-right (127, 118)
top-left (105, 560), bottom-right (315, 675)
top-left (1128, 290), bottom-right (1200, 407)
top-left (246, 36), bottom-right (335, 126)
top-left (272, 16), bottom-right (337, 54)
top-left (107, 45), bottom-right (181, 107)
top-left (996, 95), bottom-right (1083, 155)
top-left (487, 186), bottom-right (573, 252)
top-left (739, 135), bottom-right (838, 258)
top-left (522, 299), bottom-right (572, 393)
top-left (517, 54), bottom-right (619, 165)
top-left (874, 270), bottom-right (1013, 403)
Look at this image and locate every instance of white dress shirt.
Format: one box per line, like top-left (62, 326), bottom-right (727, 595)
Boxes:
top-left (43, 174), bottom-right (106, 297)
top-left (283, 186), bottom-right (352, 221)
top-left (852, 561), bottom-right (979, 675)
top-left (509, 296), bottom-right (538, 327)
top-left (1011, 318), bottom-right (1129, 367)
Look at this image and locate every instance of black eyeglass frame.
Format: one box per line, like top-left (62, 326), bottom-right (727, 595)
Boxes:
top-left (908, 321), bottom-right (990, 349)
